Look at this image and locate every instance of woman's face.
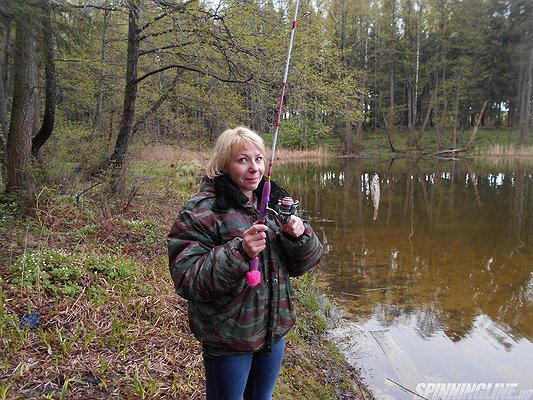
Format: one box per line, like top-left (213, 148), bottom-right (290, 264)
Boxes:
top-left (224, 142), bottom-right (265, 198)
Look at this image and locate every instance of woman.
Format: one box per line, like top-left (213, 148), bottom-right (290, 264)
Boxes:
top-left (168, 126), bottom-right (323, 400)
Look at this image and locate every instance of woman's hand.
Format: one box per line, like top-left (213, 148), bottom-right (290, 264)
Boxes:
top-left (281, 215), bottom-right (305, 238)
top-left (242, 223), bottom-right (268, 258)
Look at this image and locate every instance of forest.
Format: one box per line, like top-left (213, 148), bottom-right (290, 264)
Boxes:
top-left (0, 0), bottom-right (532, 201)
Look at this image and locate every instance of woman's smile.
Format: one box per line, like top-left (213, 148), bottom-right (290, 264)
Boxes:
top-left (224, 143), bottom-right (265, 201)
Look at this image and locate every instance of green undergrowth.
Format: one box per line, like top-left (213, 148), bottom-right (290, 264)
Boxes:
top-left (0, 174), bottom-right (371, 399)
top-left (349, 126), bottom-right (532, 159)
top-left (276, 272), bottom-right (370, 399)
top-left (4, 124), bottom-right (531, 398)
top-left (129, 160), bottom-right (201, 192)
top-left (8, 249), bottom-right (138, 297)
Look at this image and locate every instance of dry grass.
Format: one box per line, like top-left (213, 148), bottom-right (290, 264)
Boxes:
top-left (133, 144), bottom-right (334, 165)
top-left (1, 187), bottom-right (206, 399)
top-left (274, 146), bottom-right (333, 161)
top-left (478, 144), bottom-right (533, 157)
top-left (0, 167), bottom-right (370, 399)
top-left (133, 144), bottom-right (208, 165)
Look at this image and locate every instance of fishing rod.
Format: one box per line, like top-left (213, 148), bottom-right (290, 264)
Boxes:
top-left (246, 0), bottom-right (301, 287)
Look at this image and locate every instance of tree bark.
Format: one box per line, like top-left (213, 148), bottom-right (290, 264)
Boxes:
top-left (94, 0), bottom-right (140, 192)
top-left (385, 66), bottom-right (396, 152)
top-left (0, 60), bottom-right (6, 181)
top-left (32, 0), bottom-right (56, 159)
top-left (0, 22), bottom-right (12, 180)
top-left (407, 79), bottom-right (414, 146)
top-left (519, 45), bottom-right (533, 145)
top-left (356, 19), bottom-right (370, 141)
top-left (451, 76), bottom-right (461, 149)
top-left (416, 83), bottom-right (437, 147)
top-left (6, 19), bottom-right (38, 197)
top-left (113, 0), bottom-right (140, 189)
top-left (93, 8), bottom-right (111, 135)
top-left (344, 118), bottom-right (353, 155)
top-left (464, 100), bottom-right (488, 149)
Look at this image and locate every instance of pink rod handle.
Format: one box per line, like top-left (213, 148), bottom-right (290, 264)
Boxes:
top-left (247, 179), bottom-right (270, 287)
top-left (259, 181), bottom-right (271, 217)
top-left (250, 256), bottom-right (259, 272)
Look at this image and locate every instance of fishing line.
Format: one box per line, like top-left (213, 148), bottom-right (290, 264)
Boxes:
top-left (247, 0), bottom-right (301, 287)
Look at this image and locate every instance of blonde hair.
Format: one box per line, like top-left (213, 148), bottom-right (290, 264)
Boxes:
top-left (206, 126), bottom-right (267, 179)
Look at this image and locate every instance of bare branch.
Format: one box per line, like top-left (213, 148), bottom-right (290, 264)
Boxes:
top-left (138, 27), bottom-right (180, 41)
top-left (73, 4), bottom-right (121, 12)
top-left (138, 0), bottom-right (196, 33)
top-left (133, 72), bottom-right (182, 133)
top-left (139, 42), bottom-right (196, 56)
top-left (135, 64), bottom-right (253, 84)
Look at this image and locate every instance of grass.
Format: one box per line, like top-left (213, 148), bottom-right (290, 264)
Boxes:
top-left (476, 143), bottom-right (533, 157)
top-left (275, 273), bottom-right (369, 399)
top-left (298, 126), bottom-right (533, 159)
top-left (0, 157), bottom-right (372, 399)
top-left (128, 125), bottom-right (533, 164)
top-left (3, 123), bottom-right (529, 398)
top-left (0, 179), bottom-right (202, 398)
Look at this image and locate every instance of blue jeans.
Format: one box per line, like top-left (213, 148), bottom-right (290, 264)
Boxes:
top-left (203, 338), bottom-right (285, 400)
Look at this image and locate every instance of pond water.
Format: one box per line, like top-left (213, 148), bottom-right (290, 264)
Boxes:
top-left (276, 158), bottom-right (533, 400)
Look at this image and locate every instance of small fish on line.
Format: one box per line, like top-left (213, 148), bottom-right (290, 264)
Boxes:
top-left (370, 173), bottom-right (380, 220)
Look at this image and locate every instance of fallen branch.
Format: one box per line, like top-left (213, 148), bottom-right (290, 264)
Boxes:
top-left (428, 100), bottom-right (489, 158)
top-left (464, 100), bottom-right (489, 149)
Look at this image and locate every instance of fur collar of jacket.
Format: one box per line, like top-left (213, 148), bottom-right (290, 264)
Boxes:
top-left (201, 174), bottom-right (289, 212)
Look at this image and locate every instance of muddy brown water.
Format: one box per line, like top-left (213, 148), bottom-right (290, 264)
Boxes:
top-left (276, 158), bottom-right (533, 399)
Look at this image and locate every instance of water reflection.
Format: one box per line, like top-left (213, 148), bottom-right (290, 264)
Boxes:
top-left (277, 158), bottom-right (533, 398)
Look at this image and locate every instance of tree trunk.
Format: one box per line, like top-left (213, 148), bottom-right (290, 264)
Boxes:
top-left (434, 103), bottom-right (443, 149)
top-left (6, 19), bottom-right (38, 197)
top-left (519, 45), bottom-right (533, 145)
top-left (93, 9), bottom-right (111, 134)
top-left (407, 79), bottom-right (414, 146)
top-left (464, 100), bottom-right (488, 149)
top-left (385, 66), bottom-right (396, 152)
top-left (414, 25), bottom-right (420, 128)
top-left (356, 95), bottom-right (364, 141)
top-left (356, 19), bottom-right (369, 141)
top-left (344, 118), bottom-right (353, 155)
top-left (451, 77), bottom-right (461, 149)
top-left (0, 61), bottom-right (6, 183)
top-left (416, 84), bottom-right (437, 147)
top-left (389, 66), bottom-right (395, 131)
top-left (94, 0), bottom-right (140, 192)
top-left (32, 1), bottom-right (56, 159)
top-left (0, 24), bottom-right (10, 181)
top-left (113, 0), bottom-right (140, 190)
top-left (435, 126), bottom-right (442, 149)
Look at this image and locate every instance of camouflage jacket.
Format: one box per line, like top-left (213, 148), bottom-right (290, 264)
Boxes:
top-left (168, 175), bottom-right (323, 356)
